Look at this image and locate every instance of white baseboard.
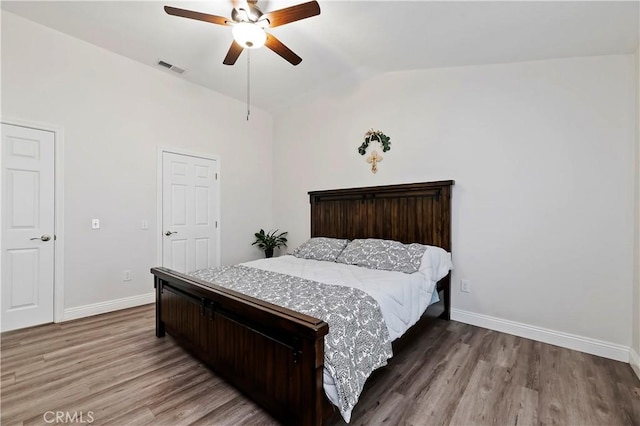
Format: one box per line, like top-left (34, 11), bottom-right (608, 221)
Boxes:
top-left (451, 308), bottom-right (630, 363)
top-left (62, 292), bottom-right (155, 322)
top-left (630, 348), bottom-right (640, 380)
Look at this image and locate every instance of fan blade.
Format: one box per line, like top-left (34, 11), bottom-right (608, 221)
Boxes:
top-left (265, 33), bottom-right (302, 65)
top-left (223, 41), bottom-right (244, 65)
top-left (164, 6), bottom-right (229, 26)
top-left (263, 1), bottom-right (320, 28)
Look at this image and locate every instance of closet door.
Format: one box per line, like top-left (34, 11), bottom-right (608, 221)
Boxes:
top-left (162, 151), bottom-right (219, 273)
top-left (1, 124), bottom-right (55, 331)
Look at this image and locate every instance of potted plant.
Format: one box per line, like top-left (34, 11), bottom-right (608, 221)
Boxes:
top-left (252, 229), bottom-right (288, 258)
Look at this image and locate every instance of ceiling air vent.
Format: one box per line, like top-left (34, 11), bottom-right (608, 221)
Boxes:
top-left (157, 60), bottom-right (186, 74)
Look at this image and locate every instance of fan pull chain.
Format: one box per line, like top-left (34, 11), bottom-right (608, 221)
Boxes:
top-left (246, 49), bottom-right (251, 121)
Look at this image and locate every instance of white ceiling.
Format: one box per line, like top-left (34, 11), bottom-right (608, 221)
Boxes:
top-left (3, 1), bottom-right (639, 114)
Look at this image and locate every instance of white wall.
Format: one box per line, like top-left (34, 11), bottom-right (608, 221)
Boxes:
top-left (632, 46), bottom-right (640, 376)
top-left (2, 12), bottom-right (274, 312)
top-left (273, 55), bottom-right (636, 350)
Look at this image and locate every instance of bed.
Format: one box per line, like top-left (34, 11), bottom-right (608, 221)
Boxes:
top-left (151, 180), bottom-right (454, 425)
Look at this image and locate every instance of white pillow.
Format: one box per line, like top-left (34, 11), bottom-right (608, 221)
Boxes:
top-left (418, 246), bottom-right (453, 282)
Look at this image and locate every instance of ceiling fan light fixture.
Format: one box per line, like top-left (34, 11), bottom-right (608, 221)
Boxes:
top-left (232, 22), bottom-right (266, 49)
top-left (165, 1), bottom-right (321, 65)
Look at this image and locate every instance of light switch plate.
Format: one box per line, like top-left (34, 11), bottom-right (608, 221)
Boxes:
top-left (92, 219), bottom-right (100, 229)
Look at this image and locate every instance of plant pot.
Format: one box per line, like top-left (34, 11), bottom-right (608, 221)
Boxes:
top-left (265, 248), bottom-right (274, 258)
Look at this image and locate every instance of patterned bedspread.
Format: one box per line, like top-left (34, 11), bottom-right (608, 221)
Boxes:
top-left (190, 265), bottom-right (393, 419)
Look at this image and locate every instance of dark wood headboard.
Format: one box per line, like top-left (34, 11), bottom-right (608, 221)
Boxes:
top-left (308, 180), bottom-right (454, 252)
top-left (309, 180), bottom-right (454, 320)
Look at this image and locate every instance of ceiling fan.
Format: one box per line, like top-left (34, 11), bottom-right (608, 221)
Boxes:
top-left (164, 0), bottom-right (321, 66)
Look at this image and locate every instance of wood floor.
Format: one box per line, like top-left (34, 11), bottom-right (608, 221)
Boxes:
top-left (2, 304), bottom-right (639, 426)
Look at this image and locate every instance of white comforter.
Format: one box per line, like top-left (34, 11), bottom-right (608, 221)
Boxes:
top-left (241, 255), bottom-right (440, 422)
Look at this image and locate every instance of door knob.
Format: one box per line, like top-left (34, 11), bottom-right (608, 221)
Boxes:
top-left (30, 234), bottom-right (51, 242)
top-left (165, 231), bottom-right (178, 236)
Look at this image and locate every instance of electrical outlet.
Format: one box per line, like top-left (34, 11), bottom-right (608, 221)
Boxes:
top-left (123, 270), bottom-right (132, 282)
top-left (460, 279), bottom-right (471, 293)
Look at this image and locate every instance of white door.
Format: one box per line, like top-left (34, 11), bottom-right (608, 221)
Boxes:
top-left (1, 124), bottom-right (55, 332)
top-left (162, 152), bottom-right (218, 273)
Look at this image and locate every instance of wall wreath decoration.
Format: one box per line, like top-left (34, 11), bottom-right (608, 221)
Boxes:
top-left (358, 129), bottom-right (391, 174)
top-left (358, 129), bottom-right (391, 155)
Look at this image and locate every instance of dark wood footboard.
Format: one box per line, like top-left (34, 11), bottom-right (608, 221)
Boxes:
top-left (152, 267), bottom-right (328, 426)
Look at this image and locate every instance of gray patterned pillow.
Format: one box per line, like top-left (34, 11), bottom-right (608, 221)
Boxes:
top-left (406, 243), bottom-right (429, 269)
top-left (290, 237), bottom-right (350, 262)
top-left (336, 239), bottom-right (427, 274)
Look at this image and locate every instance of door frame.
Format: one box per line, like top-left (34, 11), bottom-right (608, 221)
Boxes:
top-left (156, 147), bottom-right (221, 269)
top-left (1, 117), bottom-right (66, 324)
